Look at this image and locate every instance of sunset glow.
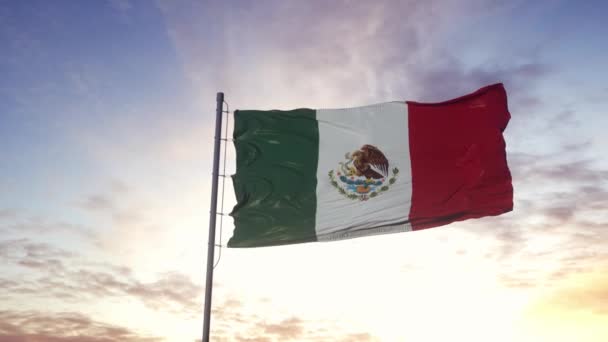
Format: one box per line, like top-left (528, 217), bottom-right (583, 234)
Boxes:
top-left (1, 1), bottom-right (607, 341)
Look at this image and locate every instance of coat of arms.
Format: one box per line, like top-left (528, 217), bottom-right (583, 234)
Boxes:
top-left (328, 144), bottom-right (399, 201)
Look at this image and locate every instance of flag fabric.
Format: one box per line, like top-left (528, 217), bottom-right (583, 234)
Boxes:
top-left (228, 83), bottom-right (513, 248)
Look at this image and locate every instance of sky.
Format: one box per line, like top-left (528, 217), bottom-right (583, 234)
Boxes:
top-left (1, 0), bottom-right (608, 341)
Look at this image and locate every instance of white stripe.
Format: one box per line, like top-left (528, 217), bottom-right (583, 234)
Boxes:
top-left (315, 102), bottom-right (413, 241)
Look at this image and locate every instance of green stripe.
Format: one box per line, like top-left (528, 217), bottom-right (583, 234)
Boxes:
top-left (228, 109), bottom-right (319, 247)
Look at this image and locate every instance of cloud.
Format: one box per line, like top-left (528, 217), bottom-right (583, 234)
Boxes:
top-left (160, 0), bottom-right (550, 109)
top-left (76, 189), bottom-right (143, 224)
top-left (79, 195), bottom-right (115, 211)
top-left (123, 272), bottom-right (202, 313)
top-left (76, 191), bottom-right (143, 227)
top-left (405, 61), bottom-right (551, 103)
top-left (0, 209), bottom-right (17, 220)
top-left (525, 160), bottom-right (608, 185)
top-left (66, 179), bottom-right (212, 276)
top-left (534, 269), bottom-right (608, 315)
top-left (0, 310), bottom-right (160, 342)
top-left (110, 179), bottom-right (129, 194)
top-left (262, 317), bottom-right (303, 339)
top-left (0, 214), bottom-right (96, 241)
top-left (480, 211), bottom-right (608, 292)
top-left (479, 194), bottom-right (608, 289)
top-left (337, 333), bottom-right (377, 342)
top-left (199, 3), bottom-right (557, 128)
top-left (453, 138), bottom-right (608, 292)
top-left (0, 239), bottom-right (202, 315)
top-left (0, 239), bottom-right (73, 266)
top-left (543, 188), bottom-right (608, 222)
top-left (207, 297), bottom-right (379, 341)
top-left (547, 109), bottom-right (580, 130)
top-left (507, 143), bottom-right (608, 210)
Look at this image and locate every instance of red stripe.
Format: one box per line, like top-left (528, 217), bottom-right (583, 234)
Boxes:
top-left (407, 83), bottom-right (513, 230)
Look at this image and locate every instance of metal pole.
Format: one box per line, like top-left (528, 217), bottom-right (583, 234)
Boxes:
top-left (202, 92), bottom-right (224, 342)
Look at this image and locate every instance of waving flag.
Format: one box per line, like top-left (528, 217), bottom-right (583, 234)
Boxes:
top-left (228, 83), bottom-right (512, 247)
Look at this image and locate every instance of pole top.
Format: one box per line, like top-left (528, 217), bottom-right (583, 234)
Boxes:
top-left (216, 92), bottom-right (224, 101)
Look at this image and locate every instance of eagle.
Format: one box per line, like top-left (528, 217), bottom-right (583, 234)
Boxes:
top-left (351, 144), bottom-right (389, 180)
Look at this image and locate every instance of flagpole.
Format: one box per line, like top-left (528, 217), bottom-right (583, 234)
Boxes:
top-left (202, 92), bottom-right (224, 342)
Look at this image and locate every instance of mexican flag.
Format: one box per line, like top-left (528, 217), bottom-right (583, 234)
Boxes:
top-left (228, 83), bottom-right (513, 248)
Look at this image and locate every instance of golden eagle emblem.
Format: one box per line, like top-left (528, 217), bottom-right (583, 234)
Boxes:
top-left (329, 145), bottom-right (399, 201)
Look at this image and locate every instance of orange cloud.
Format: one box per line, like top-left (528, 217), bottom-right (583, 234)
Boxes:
top-left (519, 268), bottom-right (608, 342)
top-left (208, 297), bottom-right (378, 341)
top-left (0, 310), bottom-right (160, 342)
top-left (540, 270), bottom-right (608, 315)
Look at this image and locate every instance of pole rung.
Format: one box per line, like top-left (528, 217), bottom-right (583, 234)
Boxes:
top-left (211, 173), bottom-right (230, 178)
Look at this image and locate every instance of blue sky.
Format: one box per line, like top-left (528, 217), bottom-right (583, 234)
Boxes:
top-left (1, 1), bottom-right (608, 341)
